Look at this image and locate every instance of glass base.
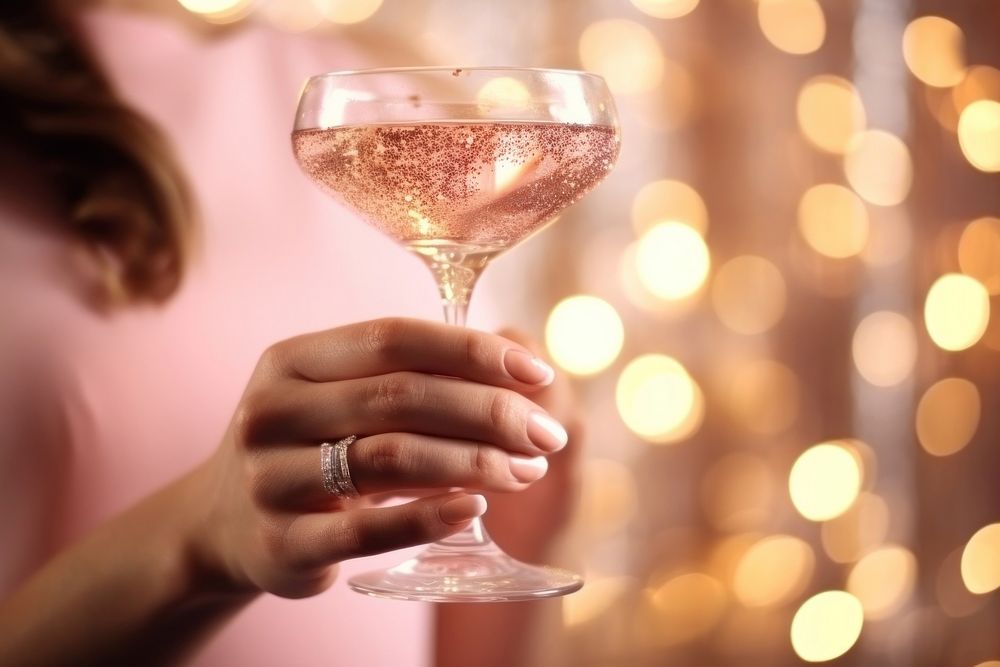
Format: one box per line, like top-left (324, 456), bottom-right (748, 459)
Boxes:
top-left (347, 541), bottom-right (583, 602)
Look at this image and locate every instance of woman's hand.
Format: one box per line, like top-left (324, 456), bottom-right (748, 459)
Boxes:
top-left (187, 318), bottom-right (566, 599)
top-left (481, 330), bottom-right (584, 563)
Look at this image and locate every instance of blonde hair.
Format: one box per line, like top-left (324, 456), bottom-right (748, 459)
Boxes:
top-left (0, 2), bottom-right (194, 304)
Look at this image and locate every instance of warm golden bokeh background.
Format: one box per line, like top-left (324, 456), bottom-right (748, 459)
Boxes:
top-left (178, 0), bottom-right (998, 664)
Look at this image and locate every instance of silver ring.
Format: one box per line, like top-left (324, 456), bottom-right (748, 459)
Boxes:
top-left (321, 435), bottom-right (359, 498)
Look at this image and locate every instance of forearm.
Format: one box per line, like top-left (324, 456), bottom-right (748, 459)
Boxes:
top-left (0, 466), bottom-right (256, 667)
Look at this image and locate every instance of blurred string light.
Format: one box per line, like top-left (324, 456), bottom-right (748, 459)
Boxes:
top-left (635, 223), bottom-right (710, 300)
top-left (180, 0), bottom-right (385, 26)
top-left (797, 184), bottom-right (870, 258)
top-left (916, 378), bottom-right (981, 457)
top-left (545, 295), bottom-right (624, 376)
top-left (701, 453), bottom-right (774, 531)
top-left (711, 256), bottom-right (787, 335)
top-left (790, 591), bottom-right (864, 662)
top-left (958, 100), bottom-right (1000, 172)
top-left (259, 0), bottom-right (324, 31)
top-left (852, 311), bottom-right (917, 386)
top-left (902, 16), bottom-right (966, 88)
top-left (616, 354), bottom-right (704, 444)
top-left (958, 217), bottom-right (1000, 293)
top-left (314, 0), bottom-right (384, 24)
top-left (756, 0), bottom-right (825, 55)
top-left (961, 523), bottom-right (1000, 594)
top-left (630, 0), bottom-right (699, 20)
top-left (821, 492), bottom-right (891, 563)
top-left (631, 179), bottom-right (708, 235)
top-left (562, 575), bottom-right (634, 627)
top-left (639, 572), bottom-right (727, 646)
top-left (733, 535), bottom-right (815, 607)
top-left (177, 0), bottom-right (253, 22)
top-left (724, 358), bottom-right (800, 435)
top-left (796, 76), bottom-right (867, 154)
top-left (475, 76), bottom-right (532, 108)
top-left (578, 19), bottom-right (664, 95)
top-left (844, 130), bottom-right (913, 206)
top-left (846, 545), bottom-right (918, 620)
top-left (578, 458), bottom-right (638, 538)
top-left (633, 59), bottom-right (698, 131)
top-left (937, 546), bottom-right (989, 618)
top-left (952, 66), bottom-right (1000, 117)
top-left (924, 273), bottom-right (990, 351)
top-left (789, 442), bottom-right (862, 522)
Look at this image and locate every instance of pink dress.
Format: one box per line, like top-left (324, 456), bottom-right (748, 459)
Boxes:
top-left (0, 9), bottom-right (482, 666)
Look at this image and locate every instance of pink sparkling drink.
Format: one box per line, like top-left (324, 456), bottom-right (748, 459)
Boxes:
top-left (292, 121), bottom-right (619, 254)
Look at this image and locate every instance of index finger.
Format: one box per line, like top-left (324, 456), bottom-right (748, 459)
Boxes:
top-left (268, 318), bottom-right (556, 390)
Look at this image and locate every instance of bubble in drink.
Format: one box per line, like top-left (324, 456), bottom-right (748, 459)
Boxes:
top-left (292, 122), bottom-right (620, 251)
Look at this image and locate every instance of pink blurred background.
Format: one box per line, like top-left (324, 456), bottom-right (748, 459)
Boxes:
top-left (162, 1), bottom-right (1000, 664)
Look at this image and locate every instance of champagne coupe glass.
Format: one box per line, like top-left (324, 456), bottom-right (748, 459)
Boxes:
top-left (292, 67), bottom-right (619, 602)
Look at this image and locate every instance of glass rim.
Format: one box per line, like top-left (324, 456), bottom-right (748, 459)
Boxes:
top-left (304, 65), bottom-right (608, 84)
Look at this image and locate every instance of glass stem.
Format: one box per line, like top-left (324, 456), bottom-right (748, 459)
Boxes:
top-left (438, 293), bottom-right (493, 549)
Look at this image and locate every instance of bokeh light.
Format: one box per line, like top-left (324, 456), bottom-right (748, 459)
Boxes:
top-left (476, 76), bottom-right (532, 108)
top-left (797, 184), bottom-right (870, 258)
top-left (852, 311), bottom-right (918, 387)
top-left (631, 179), bottom-right (708, 235)
top-left (789, 442), bottom-right (862, 522)
top-left (314, 0), bottom-right (383, 23)
top-left (702, 453), bottom-right (774, 531)
top-left (961, 523), bottom-right (1000, 594)
top-left (177, 0), bottom-right (253, 22)
top-left (958, 217), bottom-right (1000, 294)
top-left (630, 0), bottom-right (699, 19)
top-left (796, 76), bottom-right (866, 154)
top-left (844, 130), bottom-right (913, 206)
top-left (724, 359), bottom-right (800, 435)
top-left (957, 100), bottom-right (1000, 172)
top-left (924, 273), bottom-right (991, 351)
top-left (632, 58), bottom-right (697, 131)
top-left (545, 295), bottom-right (624, 376)
top-left (616, 354), bottom-right (704, 444)
top-left (821, 492), bottom-right (891, 563)
top-left (578, 20), bottom-right (664, 95)
top-left (635, 223), bottom-right (710, 300)
top-left (757, 0), bottom-right (825, 55)
top-left (902, 16), bottom-right (966, 88)
top-left (916, 378), bottom-right (981, 457)
top-left (641, 572), bottom-right (728, 645)
top-left (733, 535), bottom-right (815, 607)
top-left (259, 0), bottom-right (324, 31)
top-left (790, 591), bottom-right (864, 662)
top-left (563, 575), bottom-right (633, 627)
top-left (952, 65), bottom-right (1000, 116)
top-left (937, 546), bottom-right (989, 618)
top-left (712, 256), bottom-right (787, 335)
top-left (846, 545), bottom-right (918, 620)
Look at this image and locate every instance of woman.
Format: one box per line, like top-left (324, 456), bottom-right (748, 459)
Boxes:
top-left (0, 2), bottom-right (582, 665)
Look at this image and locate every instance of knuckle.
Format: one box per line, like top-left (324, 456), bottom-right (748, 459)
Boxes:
top-left (368, 373), bottom-right (423, 416)
top-left (231, 388), bottom-right (283, 443)
top-left (470, 445), bottom-right (505, 481)
top-left (486, 390), bottom-right (516, 431)
top-left (244, 456), bottom-right (276, 506)
top-left (362, 318), bottom-right (407, 358)
top-left (367, 436), bottom-right (409, 477)
top-left (463, 331), bottom-right (494, 370)
top-left (327, 520), bottom-right (364, 558)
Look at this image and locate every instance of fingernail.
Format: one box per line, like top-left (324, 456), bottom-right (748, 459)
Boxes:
top-left (503, 349), bottom-right (555, 386)
top-left (508, 455), bottom-right (549, 483)
top-left (439, 494), bottom-right (488, 525)
top-left (527, 411), bottom-right (568, 452)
